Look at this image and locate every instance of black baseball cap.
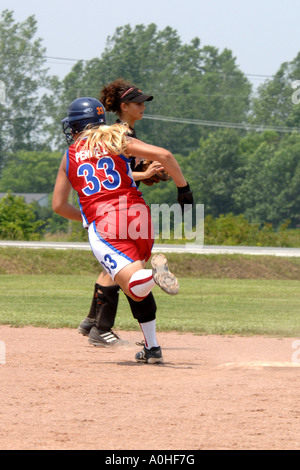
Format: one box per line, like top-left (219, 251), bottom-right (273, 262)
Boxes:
top-left (120, 87), bottom-right (153, 103)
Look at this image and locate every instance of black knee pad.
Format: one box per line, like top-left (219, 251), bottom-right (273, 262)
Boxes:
top-left (95, 284), bottom-right (120, 330)
top-left (97, 285), bottom-right (119, 307)
top-left (126, 292), bottom-right (157, 323)
top-left (86, 283), bottom-right (100, 321)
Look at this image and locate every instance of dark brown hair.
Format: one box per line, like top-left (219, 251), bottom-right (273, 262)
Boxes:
top-left (100, 78), bottom-right (134, 114)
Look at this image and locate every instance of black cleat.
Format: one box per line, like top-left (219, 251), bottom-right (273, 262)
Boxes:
top-left (78, 318), bottom-right (96, 336)
top-left (135, 346), bottom-right (164, 364)
top-left (88, 326), bottom-right (128, 348)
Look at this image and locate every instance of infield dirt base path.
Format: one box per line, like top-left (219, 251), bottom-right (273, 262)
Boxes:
top-left (0, 326), bottom-right (300, 450)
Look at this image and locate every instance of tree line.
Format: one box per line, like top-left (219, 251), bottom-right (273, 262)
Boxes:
top-left (0, 9), bottom-right (299, 239)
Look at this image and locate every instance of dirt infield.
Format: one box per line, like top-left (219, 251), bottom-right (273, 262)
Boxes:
top-left (0, 326), bottom-right (300, 450)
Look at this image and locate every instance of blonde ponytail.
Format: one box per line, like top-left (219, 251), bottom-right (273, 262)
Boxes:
top-left (78, 123), bottom-right (130, 157)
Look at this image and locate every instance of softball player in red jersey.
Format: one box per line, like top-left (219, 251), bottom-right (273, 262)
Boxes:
top-left (78, 80), bottom-right (164, 350)
top-left (53, 97), bottom-right (193, 363)
top-left (66, 139), bottom-right (154, 279)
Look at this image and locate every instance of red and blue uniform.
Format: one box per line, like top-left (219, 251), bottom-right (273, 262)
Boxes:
top-left (66, 139), bottom-right (153, 278)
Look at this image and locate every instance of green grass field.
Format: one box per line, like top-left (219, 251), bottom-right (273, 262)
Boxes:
top-left (1, 274), bottom-right (300, 337)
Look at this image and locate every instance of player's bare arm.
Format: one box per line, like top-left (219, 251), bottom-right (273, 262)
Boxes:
top-left (52, 154), bottom-right (83, 221)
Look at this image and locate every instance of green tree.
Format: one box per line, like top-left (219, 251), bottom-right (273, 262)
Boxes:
top-left (0, 10), bottom-right (50, 172)
top-left (0, 194), bottom-right (44, 240)
top-left (185, 129), bottom-right (245, 216)
top-left (239, 132), bottom-right (300, 227)
top-left (250, 52), bottom-right (300, 130)
top-left (0, 150), bottom-right (62, 192)
top-left (51, 24), bottom-right (252, 155)
top-left (43, 62), bottom-right (87, 152)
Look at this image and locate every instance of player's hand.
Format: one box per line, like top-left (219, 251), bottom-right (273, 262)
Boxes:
top-left (177, 183), bottom-right (194, 212)
top-left (139, 159), bottom-right (171, 186)
top-left (143, 161), bottom-right (164, 179)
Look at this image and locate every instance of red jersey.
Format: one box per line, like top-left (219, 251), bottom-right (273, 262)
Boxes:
top-left (66, 139), bottom-right (146, 226)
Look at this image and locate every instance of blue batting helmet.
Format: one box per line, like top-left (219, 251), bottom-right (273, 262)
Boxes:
top-left (62, 97), bottom-right (106, 144)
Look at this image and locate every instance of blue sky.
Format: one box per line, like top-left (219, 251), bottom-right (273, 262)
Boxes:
top-left (1, 0), bottom-right (300, 87)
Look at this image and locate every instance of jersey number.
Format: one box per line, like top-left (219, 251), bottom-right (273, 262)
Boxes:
top-left (101, 254), bottom-right (118, 275)
top-left (77, 157), bottom-right (121, 196)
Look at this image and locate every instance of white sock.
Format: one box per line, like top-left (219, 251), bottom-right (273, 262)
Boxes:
top-left (128, 269), bottom-right (155, 299)
top-left (139, 320), bottom-right (158, 349)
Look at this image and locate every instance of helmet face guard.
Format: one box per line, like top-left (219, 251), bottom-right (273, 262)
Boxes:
top-left (62, 119), bottom-right (73, 145)
top-left (61, 97), bottom-right (106, 145)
